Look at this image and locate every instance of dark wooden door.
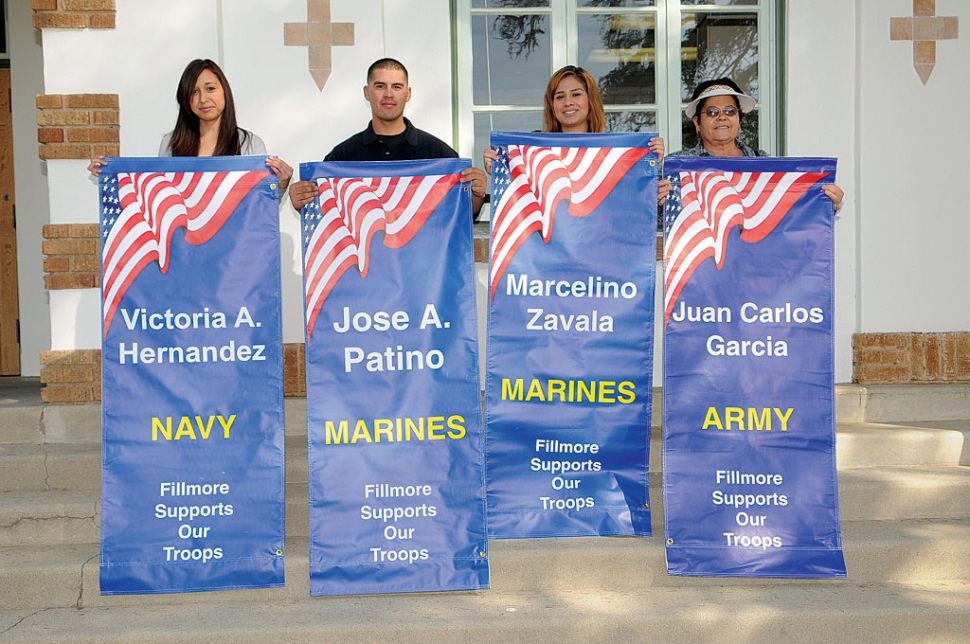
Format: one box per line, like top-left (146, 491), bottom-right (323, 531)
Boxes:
top-left (0, 70), bottom-right (21, 374)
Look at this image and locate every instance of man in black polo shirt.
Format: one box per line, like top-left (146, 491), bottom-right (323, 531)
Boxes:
top-left (290, 58), bottom-right (486, 217)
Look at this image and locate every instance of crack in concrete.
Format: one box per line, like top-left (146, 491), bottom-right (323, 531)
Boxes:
top-left (42, 450), bottom-right (52, 491)
top-left (0, 607), bottom-right (53, 636)
top-left (0, 513), bottom-right (98, 531)
top-left (78, 553), bottom-right (99, 608)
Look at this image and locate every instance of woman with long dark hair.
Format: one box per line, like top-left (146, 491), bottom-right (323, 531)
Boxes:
top-left (89, 59), bottom-right (292, 191)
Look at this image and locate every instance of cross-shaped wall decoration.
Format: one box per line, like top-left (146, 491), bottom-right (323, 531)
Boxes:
top-left (890, 0), bottom-right (958, 85)
top-left (284, 0), bottom-right (355, 91)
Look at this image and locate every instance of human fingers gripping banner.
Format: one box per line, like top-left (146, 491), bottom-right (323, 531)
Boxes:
top-left (485, 132), bottom-right (658, 538)
top-left (99, 156), bottom-right (285, 594)
top-left (301, 158), bottom-right (488, 596)
top-left (662, 156), bottom-right (846, 577)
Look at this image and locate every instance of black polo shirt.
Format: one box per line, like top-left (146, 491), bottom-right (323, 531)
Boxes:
top-left (325, 118), bottom-right (458, 162)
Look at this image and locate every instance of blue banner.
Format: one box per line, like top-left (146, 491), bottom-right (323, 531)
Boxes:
top-left (485, 132), bottom-right (658, 538)
top-left (99, 156), bottom-right (285, 593)
top-left (662, 156), bottom-right (846, 577)
top-left (300, 158), bottom-right (489, 596)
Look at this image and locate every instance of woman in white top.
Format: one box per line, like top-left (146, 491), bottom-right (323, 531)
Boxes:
top-left (89, 58), bottom-right (292, 192)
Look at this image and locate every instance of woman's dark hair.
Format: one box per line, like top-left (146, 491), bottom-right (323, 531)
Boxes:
top-left (543, 66), bottom-right (605, 133)
top-left (168, 59), bottom-right (249, 157)
top-left (691, 77), bottom-right (745, 125)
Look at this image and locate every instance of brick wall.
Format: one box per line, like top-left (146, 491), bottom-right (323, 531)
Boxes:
top-left (40, 350), bottom-right (100, 404)
top-left (32, 0), bottom-right (116, 30)
top-left (853, 332), bottom-right (970, 384)
top-left (283, 343), bottom-right (307, 397)
top-left (36, 94), bottom-right (120, 160)
top-left (42, 225), bottom-right (101, 290)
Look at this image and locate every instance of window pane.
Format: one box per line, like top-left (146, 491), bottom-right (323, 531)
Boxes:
top-left (578, 0), bottom-right (655, 7)
top-left (681, 0), bottom-right (757, 6)
top-left (473, 14), bottom-right (552, 105)
top-left (606, 110), bottom-right (657, 133)
top-left (680, 108), bottom-right (759, 152)
top-left (680, 12), bottom-right (758, 102)
top-left (578, 13), bottom-right (656, 105)
top-left (472, 0), bottom-right (549, 8)
top-left (474, 111), bottom-right (544, 167)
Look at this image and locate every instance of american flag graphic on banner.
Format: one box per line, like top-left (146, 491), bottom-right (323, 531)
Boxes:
top-left (100, 169), bottom-right (268, 337)
top-left (662, 168), bottom-right (829, 327)
top-left (489, 144), bottom-right (649, 301)
top-left (302, 173), bottom-right (461, 339)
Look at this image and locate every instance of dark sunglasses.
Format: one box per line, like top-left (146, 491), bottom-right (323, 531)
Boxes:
top-left (702, 105), bottom-right (739, 118)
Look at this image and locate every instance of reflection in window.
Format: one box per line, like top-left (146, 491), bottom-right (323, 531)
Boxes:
top-left (680, 0), bottom-right (756, 6)
top-left (579, 0), bottom-right (655, 6)
top-left (681, 12), bottom-right (758, 103)
top-left (474, 112), bottom-right (543, 165)
top-left (606, 110), bottom-right (658, 133)
top-left (578, 13), bottom-right (656, 105)
top-left (472, 0), bottom-right (549, 8)
top-left (460, 0), bottom-right (776, 160)
top-left (473, 14), bottom-right (551, 106)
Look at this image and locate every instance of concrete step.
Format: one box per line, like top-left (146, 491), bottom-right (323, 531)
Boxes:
top-left (0, 483), bottom-right (306, 548)
top-left (4, 518), bottom-right (970, 611)
top-left (490, 518), bottom-right (970, 589)
top-left (8, 419), bottom-right (970, 493)
top-left (0, 490), bottom-right (100, 547)
top-left (4, 463), bottom-right (968, 548)
top-left (838, 465), bottom-right (970, 521)
top-left (0, 443), bottom-right (101, 492)
top-left (838, 384), bottom-right (970, 423)
top-left (836, 421), bottom-right (970, 467)
top-left (6, 421), bottom-right (970, 493)
top-left (2, 579), bottom-right (969, 643)
top-left (0, 436), bottom-right (310, 492)
top-left (3, 383), bottom-right (968, 446)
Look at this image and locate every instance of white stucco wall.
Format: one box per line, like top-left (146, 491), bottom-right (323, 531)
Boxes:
top-left (786, 0), bottom-right (858, 382)
top-left (854, 0), bottom-right (970, 332)
top-left (36, 0), bottom-right (456, 354)
top-left (788, 0), bottom-right (970, 382)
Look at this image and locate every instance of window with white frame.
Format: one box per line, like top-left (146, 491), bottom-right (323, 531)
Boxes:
top-left (453, 0), bottom-right (781, 164)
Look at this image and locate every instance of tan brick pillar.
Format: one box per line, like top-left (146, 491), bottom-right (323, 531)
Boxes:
top-left (36, 94), bottom-right (120, 160)
top-left (32, 0), bottom-right (117, 30)
top-left (853, 332), bottom-right (970, 383)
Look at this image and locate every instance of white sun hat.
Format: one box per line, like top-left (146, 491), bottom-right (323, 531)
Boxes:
top-left (685, 84), bottom-right (756, 118)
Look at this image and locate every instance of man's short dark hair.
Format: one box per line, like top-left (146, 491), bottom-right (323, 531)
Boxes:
top-left (367, 58), bottom-right (409, 84)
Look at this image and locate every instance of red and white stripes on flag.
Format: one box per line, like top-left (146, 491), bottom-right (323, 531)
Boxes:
top-left (302, 174), bottom-right (460, 339)
top-left (663, 170), bottom-right (828, 327)
top-left (101, 170), bottom-right (264, 337)
top-left (488, 145), bottom-right (648, 301)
